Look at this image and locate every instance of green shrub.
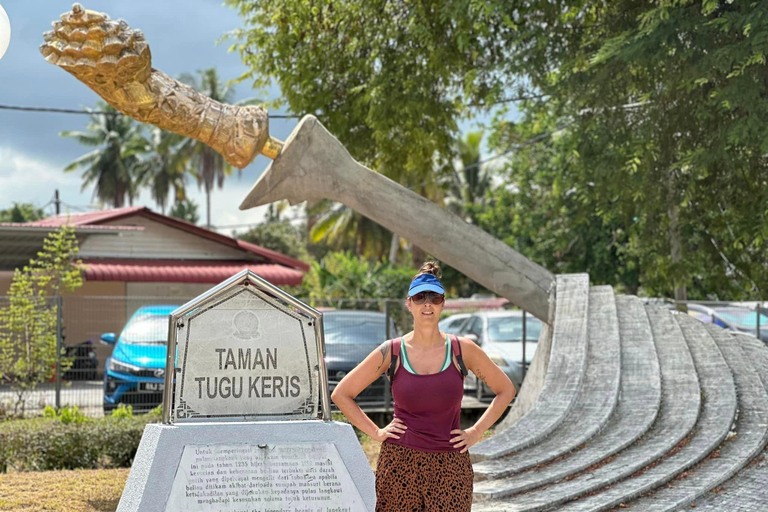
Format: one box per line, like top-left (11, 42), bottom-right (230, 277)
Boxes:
top-left (0, 410), bottom-right (160, 472)
top-left (43, 405), bottom-right (89, 424)
top-left (110, 403), bottom-right (133, 419)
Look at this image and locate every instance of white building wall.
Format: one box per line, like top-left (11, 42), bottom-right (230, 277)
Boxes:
top-left (78, 216), bottom-right (252, 261)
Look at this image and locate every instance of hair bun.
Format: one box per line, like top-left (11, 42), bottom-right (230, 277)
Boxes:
top-left (416, 261), bottom-right (442, 279)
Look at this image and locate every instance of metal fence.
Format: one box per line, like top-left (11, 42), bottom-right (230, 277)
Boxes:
top-left (0, 294), bottom-right (539, 418)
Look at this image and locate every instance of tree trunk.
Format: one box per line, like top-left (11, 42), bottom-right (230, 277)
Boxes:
top-left (356, 218), bottom-right (366, 256)
top-left (667, 161), bottom-right (687, 303)
top-left (389, 233), bottom-right (399, 264)
top-left (206, 188), bottom-right (211, 229)
top-left (669, 201), bottom-right (687, 302)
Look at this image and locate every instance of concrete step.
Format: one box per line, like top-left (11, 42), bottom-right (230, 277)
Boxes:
top-left (471, 274), bottom-right (590, 461)
top-left (552, 312), bottom-right (738, 511)
top-left (471, 305), bottom-right (699, 511)
top-left (683, 333), bottom-right (768, 511)
top-left (603, 323), bottom-right (768, 511)
top-left (472, 285), bottom-right (621, 484)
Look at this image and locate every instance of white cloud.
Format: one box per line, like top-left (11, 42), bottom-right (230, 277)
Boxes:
top-left (0, 146), bottom-right (70, 208)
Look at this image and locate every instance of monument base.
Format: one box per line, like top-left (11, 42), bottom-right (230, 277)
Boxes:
top-left (117, 421), bottom-right (375, 512)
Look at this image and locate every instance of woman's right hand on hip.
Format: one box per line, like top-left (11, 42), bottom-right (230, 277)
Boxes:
top-left (373, 417), bottom-right (407, 442)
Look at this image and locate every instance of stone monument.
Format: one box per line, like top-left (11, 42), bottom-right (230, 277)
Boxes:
top-left (116, 269), bottom-right (375, 512)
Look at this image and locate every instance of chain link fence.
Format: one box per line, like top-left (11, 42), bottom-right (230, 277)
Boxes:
top-left (0, 296), bottom-right (416, 418)
top-left (0, 293), bottom-right (578, 418)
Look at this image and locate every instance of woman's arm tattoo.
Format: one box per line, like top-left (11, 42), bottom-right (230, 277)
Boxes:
top-left (376, 340), bottom-right (391, 372)
top-left (475, 368), bottom-right (489, 387)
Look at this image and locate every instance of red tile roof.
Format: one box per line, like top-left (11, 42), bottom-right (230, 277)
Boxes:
top-left (27, 207), bottom-right (146, 227)
top-left (0, 222), bottom-right (142, 231)
top-left (29, 207), bottom-right (309, 272)
top-left (79, 259), bottom-right (303, 286)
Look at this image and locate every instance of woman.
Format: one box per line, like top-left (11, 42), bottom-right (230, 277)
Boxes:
top-left (331, 262), bottom-right (516, 512)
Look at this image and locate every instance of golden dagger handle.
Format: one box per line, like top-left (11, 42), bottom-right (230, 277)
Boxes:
top-left (40, 3), bottom-right (281, 166)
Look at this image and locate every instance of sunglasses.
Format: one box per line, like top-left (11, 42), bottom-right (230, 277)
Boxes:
top-left (410, 292), bottom-right (445, 305)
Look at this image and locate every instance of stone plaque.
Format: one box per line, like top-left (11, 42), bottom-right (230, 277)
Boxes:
top-left (164, 443), bottom-right (363, 511)
top-left (115, 271), bottom-right (373, 512)
top-left (169, 270), bottom-right (324, 422)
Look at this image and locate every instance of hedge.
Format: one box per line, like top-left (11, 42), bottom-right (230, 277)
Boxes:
top-left (0, 408), bottom-right (160, 472)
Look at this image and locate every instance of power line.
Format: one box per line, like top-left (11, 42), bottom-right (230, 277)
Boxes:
top-left (0, 104), bottom-right (120, 116)
top-left (0, 104), bottom-right (303, 118)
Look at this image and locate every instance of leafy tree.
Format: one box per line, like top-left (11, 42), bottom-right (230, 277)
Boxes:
top-left (0, 203), bottom-right (46, 223)
top-left (489, 1), bottom-right (768, 300)
top-left (224, 0), bottom-right (511, 264)
top-left (478, 108), bottom-right (641, 294)
top-left (238, 220), bottom-right (309, 261)
top-left (168, 198), bottom-right (200, 225)
top-left (61, 102), bottom-right (145, 208)
top-left (0, 227), bottom-right (83, 417)
top-left (135, 128), bottom-right (190, 214)
top-left (226, 0), bottom-right (768, 300)
top-left (224, 0), bottom-right (510, 177)
top-left (303, 252), bottom-right (414, 306)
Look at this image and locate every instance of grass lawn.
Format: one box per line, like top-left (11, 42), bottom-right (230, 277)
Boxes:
top-left (0, 429), bottom-right (494, 511)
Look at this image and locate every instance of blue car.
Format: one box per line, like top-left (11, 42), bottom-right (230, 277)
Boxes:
top-left (101, 305), bottom-right (174, 414)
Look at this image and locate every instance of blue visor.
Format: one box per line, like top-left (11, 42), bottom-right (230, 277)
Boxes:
top-left (408, 274), bottom-right (445, 296)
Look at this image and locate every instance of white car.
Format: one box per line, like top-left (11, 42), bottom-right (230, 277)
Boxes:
top-left (438, 313), bottom-right (471, 334)
top-left (455, 311), bottom-right (542, 398)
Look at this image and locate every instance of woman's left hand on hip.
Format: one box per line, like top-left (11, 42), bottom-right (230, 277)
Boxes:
top-left (449, 426), bottom-right (483, 453)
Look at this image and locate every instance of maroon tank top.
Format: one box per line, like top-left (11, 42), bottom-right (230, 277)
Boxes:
top-left (386, 336), bottom-right (465, 453)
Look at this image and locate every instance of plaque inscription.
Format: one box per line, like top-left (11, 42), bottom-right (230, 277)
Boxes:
top-left (173, 287), bottom-right (320, 420)
top-left (165, 443), bottom-right (364, 512)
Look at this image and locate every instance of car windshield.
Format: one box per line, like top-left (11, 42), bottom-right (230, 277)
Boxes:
top-left (717, 309), bottom-right (768, 329)
top-left (122, 315), bottom-right (168, 345)
top-left (487, 316), bottom-right (542, 342)
top-left (324, 314), bottom-right (386, 345)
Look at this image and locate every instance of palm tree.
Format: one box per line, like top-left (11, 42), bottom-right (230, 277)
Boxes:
top-left (61, 103), bottom-right (145, 208)
top-left (179, 68), bottom-right (262, 228)
top-left (441, 131), bottom-right (492, 223)
top-left (134, 128), bottom-right (189, 214)
top-left (308, 200), bottom-right (391, 259)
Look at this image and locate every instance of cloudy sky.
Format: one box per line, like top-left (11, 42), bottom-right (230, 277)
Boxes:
top-left (0, 0), bottom-right (304, 233)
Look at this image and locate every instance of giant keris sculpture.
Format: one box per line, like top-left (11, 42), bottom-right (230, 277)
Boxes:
top-left (40, 3), bottom-right (556, 323)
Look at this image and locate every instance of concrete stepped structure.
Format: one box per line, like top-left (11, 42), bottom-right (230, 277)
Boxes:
top-left (471, 278), bottom-right (768, 512)
top-left (471, 274), bottom-right (589, 461)
top-left (472, 285), bottom-right (620, 481)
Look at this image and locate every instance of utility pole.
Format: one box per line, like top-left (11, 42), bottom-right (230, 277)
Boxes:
top-left (54, 189), bottom-right (61, 215)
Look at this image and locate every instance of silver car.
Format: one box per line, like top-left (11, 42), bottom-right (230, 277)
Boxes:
top-left (455, 311), bottom-right (542, 398)
top-left (438, 313), bottom-right (471, 334)
top-left (682, 303), bottom-right (768, 343)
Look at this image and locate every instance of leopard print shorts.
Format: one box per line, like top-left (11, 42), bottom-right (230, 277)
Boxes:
top-left (375, 442), bottom-right (474, 512)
